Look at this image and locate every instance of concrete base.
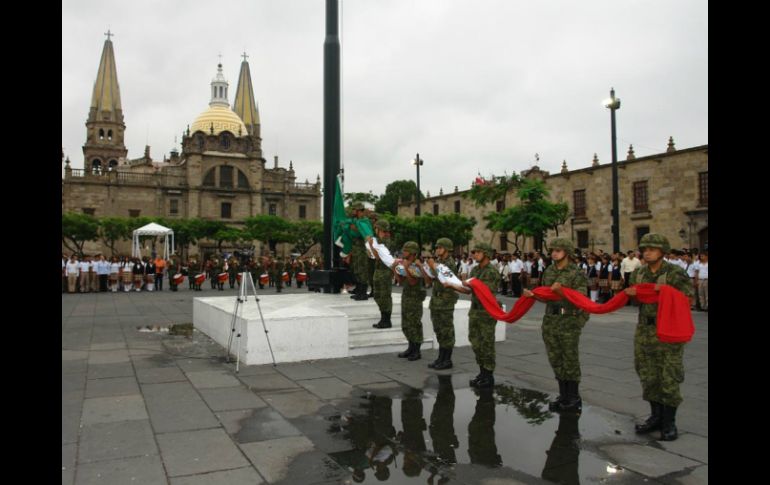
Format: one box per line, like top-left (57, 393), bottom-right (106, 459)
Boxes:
top-left (193, 293), bottom-right (506, 365)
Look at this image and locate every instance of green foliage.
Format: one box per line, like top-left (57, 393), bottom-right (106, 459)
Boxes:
top-left (97, 217), bottom-right (131, 257)
top-left (290, 220), bottom-right (323, 256)
top-left (375, 180), bottom-right (423, 215)
top-left (62, 212), bottom-right (99, 257)
top-left (463, 174), bottom-right (521, 207)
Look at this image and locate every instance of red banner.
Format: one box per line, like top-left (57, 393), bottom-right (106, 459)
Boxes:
top-left (465, 279), bottom-right (694, 343)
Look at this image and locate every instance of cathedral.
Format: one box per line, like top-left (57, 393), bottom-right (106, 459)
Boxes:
top-left (62, 35), bottom-right (322, 258)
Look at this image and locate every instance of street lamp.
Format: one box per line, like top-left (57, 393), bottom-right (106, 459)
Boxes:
top-left (411, 153), bottom-right (424, 252)
top-left (603, 88), bottom-right (621, 253)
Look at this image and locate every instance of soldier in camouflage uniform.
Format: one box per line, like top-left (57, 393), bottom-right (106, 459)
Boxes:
top-left (228, 257), bottom-right (239, 289)
top-left (366, 211), bottom-right (378, 298)
top-left (214, 257), bottom-right (225, 291)
top-left (393, 241), bottom-right (426, 361)
top-left (524, 238), bottom-right (590, 412)
top-left (425, 237), bottom-right (459, 370)
top-left (283, 259), bottom-right (293, 288)
top-left (270, 254), bottom-right (284, 293)
top-left (448, 242), bottom-right (500, 388)
top-left (349, 202), bottom-right (370, 300)
top-left (371, 220), bottom-right (394, 329)
top-left (626, 233), bottom-right (693, 442)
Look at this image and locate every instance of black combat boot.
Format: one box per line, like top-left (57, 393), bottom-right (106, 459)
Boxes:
top-left (635, 401), bottom-right (663, 434)
top-left (434, 348), bottom-right (453, 370)
top-left (549, 379), bottom-right (567, 411)
top-left (372, 312), bottom-right (392, 329)
top-left (354, 284), bottom-right (369, 300)
top-left (475, 368), bottom-right (495, 389)
top-left (557, 381), bottom-right (582, 413)
top-left (428, 348), bottom-right (445, 368)
top-left (407, 342), bottom-right (422, 361)
top-left (659, 405), bottom-right (678, 441)
top-left (350, 283), bottom-right (360, 299)
top-left (398, 342), bottom-right (415, 358)
top-left (469, 366), bottom-right (484, 387)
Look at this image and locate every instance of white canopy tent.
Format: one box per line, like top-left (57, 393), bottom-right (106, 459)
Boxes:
top-left (132, 222), bottom-right (174, 260)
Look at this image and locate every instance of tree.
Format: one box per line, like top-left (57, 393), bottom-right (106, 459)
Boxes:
top-left (375, 180), bottom-right (423, 215)
top-left (484, 179), bottom-right (569, 252)
top-left (62, 212), bottom-right (100, 257)
top-left (344, 191), bottom-right (379, 206)
top-left (464, 173), bottom-right (521, 207)
top-left (290, 220), bottom-right (323, 257)
top-left (244, 215), bottom-right (296, 254)
top-left (98, 217), bottom-right (131, 257)
top-left (166, 218), bottom-right (202, 259)
top-left (212, 227), bottom-right (245, 252)
top-left (413, 214), bottom-right (476, 252)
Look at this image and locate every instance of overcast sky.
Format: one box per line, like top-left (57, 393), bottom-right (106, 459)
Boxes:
top-left (62, 0), bottom-right (707, 197)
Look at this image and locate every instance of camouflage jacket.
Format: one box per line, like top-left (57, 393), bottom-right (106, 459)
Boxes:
top-left (470, 262), bottom-right (500, 311)
top-left (541, 262), bottom-right (590, 320)
top-left (430, 256), bottom-right (459, 310)
top-left (631, 261), bottom-right (693, 320)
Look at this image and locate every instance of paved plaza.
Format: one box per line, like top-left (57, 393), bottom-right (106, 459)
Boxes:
top-left (62, 284), bottom-right (707, 484)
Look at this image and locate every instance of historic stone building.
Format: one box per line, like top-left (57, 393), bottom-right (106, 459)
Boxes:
top-left (399, 141), bottom-right (708, 255)
top-left (62, 36), bottom-right (322, 258)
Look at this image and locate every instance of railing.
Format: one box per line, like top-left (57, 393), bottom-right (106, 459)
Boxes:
top-left (65, 168), bottom-right (188, 187)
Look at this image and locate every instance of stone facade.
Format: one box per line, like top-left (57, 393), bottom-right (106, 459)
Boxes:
top-left (399, 144), bottom-right (708, 255)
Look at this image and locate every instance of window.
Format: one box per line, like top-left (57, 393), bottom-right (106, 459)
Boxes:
top-left (577, 230), bottom-right (589, 249)
top-left (169, 199), bottom-right (179, 215)
top-left (636, 226), bottom-right (650, 244)
top-left (107, 130), bottom-right (113, 141)
top-left (91, 159), bottom-right (102, 175)
top-left (496, 200), bottom-right (505, 212)
top-left (219, 166), bottom-right (233, 188)
top-left (699, 171), bottom-right (708, 206)
top-left (633, 181), bottom-right (648, 212)
top-left (220, 134), bottom-right (230, 150)
top-left (573, 189), bottom-right (586, 218)
top-left (299, 205), bottom-right (307, 219)
top-left (500, 233), bottom-right (508, 251)
top-left (454, 200), bottom-right (461, 213)
top-left (269, 203), bottom-right (277, 216)
top-left (197, 135), bottom-right (205, 151)
top-left (82, 208), bottom-right (95, 216)
top-left (202, 169), bottom-right (215, 187)
top-left (237, 170), bottom-right (249, 189)
top-left (108, 159), bottom-right (118, 169)
top-left (129, 209), bottom-right (140, 218)
top-left (99, 129), bottom-right (104, 140)
top-left (221, 202), bottom-right (232, 219)
top-left (433, 204), bottom-right (439, 215)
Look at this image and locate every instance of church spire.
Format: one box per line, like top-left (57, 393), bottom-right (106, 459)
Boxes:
top-left (233, 52), bottom-right (261, 136)
top-left (89, 30), bottom-right (123, 122)
top-left (209, 59), bottom-right (230, 107)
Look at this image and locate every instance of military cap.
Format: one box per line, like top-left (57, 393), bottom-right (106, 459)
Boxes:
top-left (435, 237), bottom-right (454, 251)
top-left (471, 242), bottom-right (494, 258)
top-left (639, 233), bottom-right (671, 253)
top-left (549, 237), bottom-right (574, 254)
top-left (402, 241), bottom-right (420, 254)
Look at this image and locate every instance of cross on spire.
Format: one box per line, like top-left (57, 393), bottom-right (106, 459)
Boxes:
top-left (104, 29), bottom-right (114, 41)
top-left (241, 51), bottom-right (249, 62)
top-left (218, 53), bottom-right (223, 65)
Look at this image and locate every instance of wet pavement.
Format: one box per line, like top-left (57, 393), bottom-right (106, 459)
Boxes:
top-left (63, 286), bottom-right (708, 484)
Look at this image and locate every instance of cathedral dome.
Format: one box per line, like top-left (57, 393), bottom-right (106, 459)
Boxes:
top-left (190, 104), bottom-right (248, 137)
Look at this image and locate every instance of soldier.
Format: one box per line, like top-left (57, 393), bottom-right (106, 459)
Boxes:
top-left (228, 257), bottom-right (239, 289)
top-left (366, 211), bottom-right (378, 298)
top-left (523, 238), bottom-right (590, 412)
top-left (188, 258), bottom-right (201, 291)
top-left (447, 242), bottom-right (500, 388)
top-left (206, 257), bottom-right (217, 289)
top-left (349, 202), bottom-right (370, 300)
top-left (371, 219), bottom-right (394, 329)
top-left (214, 257), bottom-right (225, 291)
top-left (425, 237), bottom-right (459, 370)
top-left (393, 241), bottom-right (426, 361)
top-left (625, 233), bottom-right (693, 441)
top-left (283, 258), bottom-right (293, 288)
top-left (270, 254), bottom-right (284, 293)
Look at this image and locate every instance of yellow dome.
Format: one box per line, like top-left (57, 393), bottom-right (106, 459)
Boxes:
top-left (190, 104), bottom-right (248, 136)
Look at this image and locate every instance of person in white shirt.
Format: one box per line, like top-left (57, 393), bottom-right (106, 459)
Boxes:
top-left (508, 253), bottom-right (524, 297)
top-left (683, 253), bottom-right (698, 309)
top-left (694, 252), bottom-right (708, 311)
top-left (96, 255), bottom-right (110, 292)
top-left (66, 255), bottom-right (80, 293)
top-left (109, 256), bottom-right (121, 292)
top-left (89, 256), bottom-right (99, 293)
top-left (78, 256), bottom-right (91, 293)
top-left (620, 250), bottom-right (642, 306)
top-left (500, 254), bottom-right (510, 295)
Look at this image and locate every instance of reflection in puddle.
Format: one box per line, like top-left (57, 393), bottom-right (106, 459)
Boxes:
top-left (329, 375), bottom-right (631, 484)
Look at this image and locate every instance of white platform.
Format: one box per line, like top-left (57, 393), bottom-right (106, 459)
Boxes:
top-left (193, 293), bottom-right (507, 365)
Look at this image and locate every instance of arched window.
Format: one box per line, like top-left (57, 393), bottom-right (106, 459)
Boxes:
top-left (220, 134), bottom-right (230, 150)
top-left (108, 159), bottom-right (118, 170)
top-left (202, 168), bottom-right (216, 187)
top-left (91, 159), bottom-right (102, 175)
top-left (237, 170), bottom-right (249, 189)
top-left (107, 130), bottom-right (113, 141)
top-left (99, 129), bottom-right (104, 140)
top-left (197, 135), bottom-right (205, 151)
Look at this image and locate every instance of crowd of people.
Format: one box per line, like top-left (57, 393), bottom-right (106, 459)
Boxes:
top-left (62, 252), bottom-right (322, 294)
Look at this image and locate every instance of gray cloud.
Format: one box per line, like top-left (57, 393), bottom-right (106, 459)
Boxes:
top-left (62, 0), bottom-right (707, 198)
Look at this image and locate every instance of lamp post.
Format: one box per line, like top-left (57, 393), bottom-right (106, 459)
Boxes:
top-left (411, 153), bottom-right (423, 252)
top-left (603, 88), bottom-right (621, 253)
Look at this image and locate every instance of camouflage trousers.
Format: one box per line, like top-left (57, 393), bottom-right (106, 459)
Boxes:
top-left (351, 243), bottom-right (369, 286)
top-left (469, 309), bottom-right (496, 371)
top-left (430, 309), bottom-right (455, 348)
top-left (270, 272), bottom-right (283, 289)
top-left (542, 315), bottom-right (585, 381)
top-left (367, 257), bottom-right (375, 289)
top-left (401, 292), bottom-right (424, 344)
top-left (373, 268), bottom-right (392, 313)
top-left (634, 320), bottom-right (685, 407)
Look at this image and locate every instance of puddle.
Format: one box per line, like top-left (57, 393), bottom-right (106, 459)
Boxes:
top-left (327, 375), bottom-right (641, 484)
